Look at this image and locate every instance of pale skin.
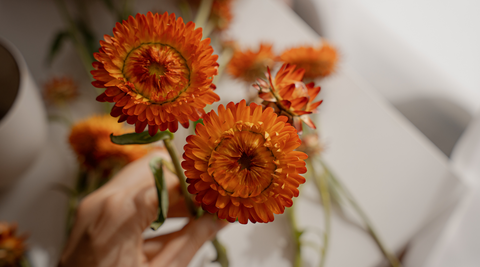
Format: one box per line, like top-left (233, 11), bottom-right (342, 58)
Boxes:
top-left (59, 151), bottom-right (228, 267)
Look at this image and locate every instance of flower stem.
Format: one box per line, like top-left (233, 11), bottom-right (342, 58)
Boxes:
top-left (194, 0), bottom-right (214, 29)
top-left (66, 191), bottom-right (78, 236)
top-left (310, 158), bottom-right (331, 267)
top-left (20, 256), bottom-right (31, 267)
top-left (54, 0), bottom-right (94, 76)
top-left (163, 138), bottom-right (198, 217)
top-left (212, 236), bottom-right (229, 267)
top-left (286, 206), bottom-right (302, 267)
top-left (319, 159), bottom-right (402, 267)
top-left (213, 46), bottom-right (234, 84)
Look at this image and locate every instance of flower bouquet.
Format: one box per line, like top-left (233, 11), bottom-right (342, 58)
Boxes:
top-left (32, 0), bottom-right (404, 267)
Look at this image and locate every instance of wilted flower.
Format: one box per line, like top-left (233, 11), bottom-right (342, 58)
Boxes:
top-left (0, 222), bottom-right (26, 267)
top-left (279, 41), bottom-right (338, 79)
top-left (69, 115), bottom-right (149, 172)
top-left (227, 43), bottom-right (276, 83)
top-left (254, 63), bottom-right (322, 133)
top-left (93, 12), bottom-right (219, 136)
top-left (183, 100), bottom-right (307, 224)
top-left (43, 76), bottom-right (79, 105)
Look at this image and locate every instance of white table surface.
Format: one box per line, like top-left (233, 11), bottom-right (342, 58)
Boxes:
top-left (0, 0), bottom-right (464, 267)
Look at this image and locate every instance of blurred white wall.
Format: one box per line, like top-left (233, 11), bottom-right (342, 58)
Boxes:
top-left (294, 0), bottom-right (480, 156)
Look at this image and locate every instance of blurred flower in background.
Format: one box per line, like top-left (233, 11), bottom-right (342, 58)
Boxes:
top-left (297, 133), bottom-right (323, 157)
top-left (209, 0), bottom-right (234, 31)
top-left (68, 115), bottom-right (149, 174)
top-left (280, 40), bottom-right (338, 79)
top-left (0, 222), bottom-right (26, 267)
top-left (227, 43), bottom-right (276, 83)
top-left (43, 76), bottom-right (78, 106)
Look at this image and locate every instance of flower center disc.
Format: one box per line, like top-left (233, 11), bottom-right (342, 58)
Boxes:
top-left (208, 130), bottom-right (276, 198)
top-left (123, 43), bottom-right (190, 104)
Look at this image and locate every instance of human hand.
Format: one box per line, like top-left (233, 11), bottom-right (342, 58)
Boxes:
top-left (58, 151), bottom-right (228, 267)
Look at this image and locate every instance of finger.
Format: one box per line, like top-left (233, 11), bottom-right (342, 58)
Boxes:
top-left (61, 151), bottom-right (167, 260)
top-left (143, 214), bottom-right (229, 267)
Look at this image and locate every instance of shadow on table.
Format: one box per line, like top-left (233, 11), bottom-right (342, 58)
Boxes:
top-left (394, 97), bottom-right (471, 157)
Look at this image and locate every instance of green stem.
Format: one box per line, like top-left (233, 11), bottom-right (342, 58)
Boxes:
top-left (163, 138), bottom-right (198, 217)
top-left (66, 191), bottom-right (78, 236)
top-left (20, 256), bottom-right (31, 267)
top-left (54, 0), bottom-right (112, 114)
top-left (179, 0), bottom-right (194, 22)
top-left (54, 0), bottom-right (94, 76)
top-left (194, 0), bottom-right (214, 29)
top-left (319, 159), bottom-right (402, 267)
top-left (213, 46), bottom-right (234, 85)
top-left (286, 207), bottom-right (302, 267)
top-left (212, 236), bottom-right (229, 267)
top-left (310, 158), bottom-right (331, 267)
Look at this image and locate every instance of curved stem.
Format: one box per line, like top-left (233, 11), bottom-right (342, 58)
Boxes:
top-left (194, 0), bottom-right (214, 29)
top-left (319, 159), bottom-right (402, 267)
top-left (310, 158), bottom-right (331, 267)
top-left (213, 46), bottom-right (234, 84)
top-left (212, 236), bottom-right (229, 267)
top-left (163, 138), bottom-right (198, 217)
top-left (286, 206), bottom-right (302, 267)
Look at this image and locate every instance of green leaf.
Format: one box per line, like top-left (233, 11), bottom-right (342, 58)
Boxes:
top-left (110, 131), bottom-right (173, 145)
top-left (47, 30), bottom-right (70, 66)
top-left (149, 157), bottom-right (169, 230)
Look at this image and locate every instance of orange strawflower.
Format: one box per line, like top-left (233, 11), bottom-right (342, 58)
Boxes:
top-left (254, 63), bottom-right (322, 133)
top-left (93, 12), bottom-right (220, 136)
top-left (227, 43), bottom-right (276, 83)
top-left (0, 222), bottom-right (26, 267)
top-left (43, 76), bottom-right (79, 105)
top-left (183, 100), bottom-right (307, 224)
top-left (279, 41), bottom-right (338, 79)
top-left (69, 115), bottom-right (149, 171)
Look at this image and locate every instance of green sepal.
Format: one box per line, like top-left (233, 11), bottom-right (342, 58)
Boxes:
top-left (110, 131), bottom-right (173, 145)
top-left (149, 157), bottom-right (169, 230)
top-left (193, 118), bottom-right (204, 129)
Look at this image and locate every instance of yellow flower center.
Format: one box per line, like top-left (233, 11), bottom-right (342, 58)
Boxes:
top-left (208, 130), bottom-right (277, 198)
top-left (148, 62), bottom-right (166, 76)
top-left (123, 43), bottom-right (190, 104)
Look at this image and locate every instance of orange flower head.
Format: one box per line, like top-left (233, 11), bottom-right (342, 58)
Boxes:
top-left (0, 222), bottom-right (26, 266)
top-left (183, 100), bottom-right (307, 224)
top-left (69, 115), bottom-right (149, 172)
top-left (254, 63), bottom-right (322, 133)
top-left (93, 12), bottom-right (220, 136)
top-left (280, 41), bottom-right (338, 79)
top-left (227, 43), bottom-right (276, 83)
top-left (43, 76), bottom-right (79, 105)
